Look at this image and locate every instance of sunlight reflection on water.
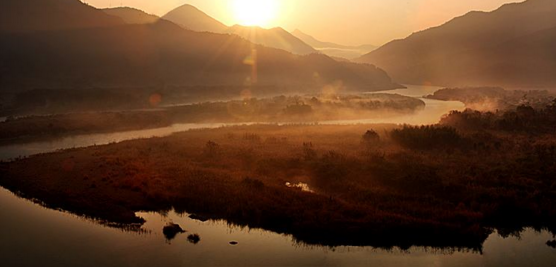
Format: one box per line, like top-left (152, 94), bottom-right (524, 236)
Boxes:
top-left (0, 123), bottom-right (246, 161)
top-left (285, 182), bottom-right (314, 193)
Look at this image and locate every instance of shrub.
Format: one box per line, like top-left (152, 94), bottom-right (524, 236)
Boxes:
top-left (204, 141), bottom-right (221, 158)
top-left (302, 142), bottom-right (317, 161)
top-left (243, 133), bottom-right (262, 143)
top-left (390, 125), bottom-right (462, 150)
top-left (312, 151), bottom-right (349, 185)
top-left (362, 130), bottom-right (380, 144)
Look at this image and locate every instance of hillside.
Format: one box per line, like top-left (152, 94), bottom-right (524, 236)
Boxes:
top-left (103, 7), bottom-right (160, 24)
top-left (226, 25), bottom-right (318, 55)
top-left (0, 0), bottom-right (124, 33)
top-left (162, 4), bottom-right (227, 33)
top-left (357, 0), bottom-right (556, 87)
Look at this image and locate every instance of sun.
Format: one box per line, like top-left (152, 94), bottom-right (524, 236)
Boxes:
top-left (231, 0), bottom-right (280, 27)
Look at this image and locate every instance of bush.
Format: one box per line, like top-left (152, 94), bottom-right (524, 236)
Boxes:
top-left (362, 130), bottom-right (380, 145)
top-left (302, 142), bottom-right (317, 161)
top-left (312, 151), bottom-right (349, 185)
top-left (204, 141), bottom-right (220, 158)
top-left (391, 125), bottom-right (462, 150)
top-left (441, 100), bottom-right (556, 133)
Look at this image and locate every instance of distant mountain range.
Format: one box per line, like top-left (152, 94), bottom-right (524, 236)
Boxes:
top-left (357, 0), bottom-right (556, 87)
top-left (160, 4), bottom-right (317, 56)
top-left (103, 4), bottom-right (366, 58)
top-left (292, 29), bottom-right (376, 59)
top-left (0, 0), bottom-right (400, 92)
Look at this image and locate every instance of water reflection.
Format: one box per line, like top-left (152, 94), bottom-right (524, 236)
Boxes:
top-left (285, 182), bottom-right (314, 193)
top-left (346, 84), bottom-right (466, 125)
top-left (0, 123), bottom-right (240, 161)
top-left (1, 186), bottom-right (554, 267)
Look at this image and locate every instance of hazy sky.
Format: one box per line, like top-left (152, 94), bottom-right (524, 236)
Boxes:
top-left (86, 0), bottom-right (521, 46)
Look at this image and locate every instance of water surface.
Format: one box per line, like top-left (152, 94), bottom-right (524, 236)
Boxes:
top-left (1, 188), bottom-right (554, 267)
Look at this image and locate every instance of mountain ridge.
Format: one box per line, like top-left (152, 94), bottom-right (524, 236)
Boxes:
top-left (226, 25), bottom-right (318, 55)
top-left (103, 7), bottom-right (160, 25)
top-left (357, 0), bottom-right (556, 87)
top-left (162, 4), bottom-right (228, 33)
top-left (0, 0), bottom-right (125, 33)
top-left (160, 4), bottom-right (318, 56)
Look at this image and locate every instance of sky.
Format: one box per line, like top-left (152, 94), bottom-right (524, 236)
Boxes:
top-left (85, 0), bottom-right (521, 46)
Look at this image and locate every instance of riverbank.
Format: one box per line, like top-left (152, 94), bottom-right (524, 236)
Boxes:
top-left (0, 93), bottom-right (424, 145)
top-left (2, 121), bottom-right (556, 249)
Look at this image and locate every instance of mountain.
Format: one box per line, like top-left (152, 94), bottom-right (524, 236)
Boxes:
top-left (161, 5), bottom-right (317, 55)
top-left (226, 25), bottom-right (318, 55)
top-left (0, 0), bottom-right (124, 33)
top-left (0, 0), bottom-right (400, 93)
top-left (162, 4), bottom-right (227, 33)
top-left (357, 0), bottom-right (556, 87)
top-left (103, 7), bottom-right (160, 25)
top-left (292, 29), bottom-right (376, 59)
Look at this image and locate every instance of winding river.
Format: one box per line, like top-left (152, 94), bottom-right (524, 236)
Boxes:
top-left (1, 85), bottom-right (555, 267)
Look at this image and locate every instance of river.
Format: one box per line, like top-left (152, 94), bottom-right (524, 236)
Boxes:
top-left (0, 85), bottom-right (464, 161)
top-left (1, 85), bottom-right (554, 267)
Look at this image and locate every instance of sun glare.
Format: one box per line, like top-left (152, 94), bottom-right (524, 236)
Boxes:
top-left (231, 0), bottom-right (279, 27)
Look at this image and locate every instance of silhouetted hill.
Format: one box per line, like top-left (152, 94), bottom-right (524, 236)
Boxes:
top-left (0, 0), bottom-right (124, 33)
top-left (227, 25), bottom-right (318, 55)
top-left (103, 7), bottom-right (160, 25)
top-left (162, 4), bottom-right (227, 33)
top-left (357, 0), bottom-right (556, 87)
top-left (292, 29), bottom-right (376, 59)
top-left (0, 22), bottom-right (399, 91)
top-left (0, 0), bottom-right (400, 94)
